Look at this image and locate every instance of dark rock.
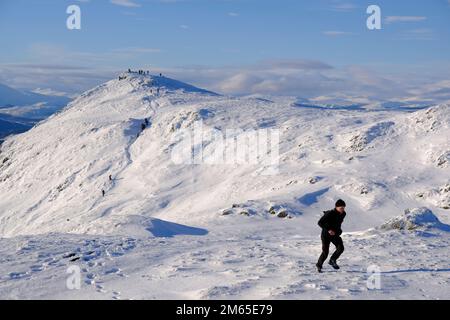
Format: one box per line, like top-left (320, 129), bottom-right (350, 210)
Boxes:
top-left (277, 211), bottom-right (288, 218)
top-left (222, 210), bottom-right (233, 216)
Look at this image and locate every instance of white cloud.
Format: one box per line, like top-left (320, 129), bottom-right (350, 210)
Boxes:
top-left (2, 59), bottom-right (450, 106)
top-left (399, 28), bottom-right (434, 41)
top-left (258, 59), bottom-right (333, 70)
top-left (31, 88), bottom-right (70, 97)
top-left (323, 31), bottom-right (354, 37)
top-left (28, 43), bottom-right (161, 64)
top-left (330, 2), bottom-right (358, 12)
top-left (228, 12), bottom-right (239, 17)
top-left (166, 62), bottom-right (450, 106)
top-left (112, 47), bottom-right (162, 54)
top-left (385, 16), bottom-right (427, 24)
top-left (408, 80), bottom-right (450, 100)
top-left (218, 73), bottom-right (262, 93)
top-left (0, 63), bottom-right (117, 95)
top-left (156, 62), bottom-right (379, 99)
top-left (110, 0), bottom-right (141, 8)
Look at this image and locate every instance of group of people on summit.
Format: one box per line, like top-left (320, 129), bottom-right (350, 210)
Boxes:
top-left (119, 69), bottom-right (164, 81)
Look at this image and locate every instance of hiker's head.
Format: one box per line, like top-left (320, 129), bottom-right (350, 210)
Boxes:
top-left (335, 199), bottom-right (346, 213)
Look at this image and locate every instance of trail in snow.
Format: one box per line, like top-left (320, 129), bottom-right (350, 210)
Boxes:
top-left (0, 219), bottom-right (448, 299)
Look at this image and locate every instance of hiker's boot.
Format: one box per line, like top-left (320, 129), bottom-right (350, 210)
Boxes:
top-left (316, 263), bottom-right (323, 273)
top-left (328, 259), bottom-right (340, 270)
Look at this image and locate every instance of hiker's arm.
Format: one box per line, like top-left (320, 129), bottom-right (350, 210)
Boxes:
top-left (318, 212), bottom-right (331, 230)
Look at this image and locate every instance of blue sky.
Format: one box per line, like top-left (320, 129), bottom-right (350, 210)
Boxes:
top-left (1, 0), bottom-right (450, 103)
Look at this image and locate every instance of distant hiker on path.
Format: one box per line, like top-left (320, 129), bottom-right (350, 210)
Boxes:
top-left (102, 189), bottom-right (105, 197)
top-left (144, 118), bottom-right (149, 126)
top-left (316, 199), bottom-right (347, 273)
top-left (109, 175), bottom-right (112, 181)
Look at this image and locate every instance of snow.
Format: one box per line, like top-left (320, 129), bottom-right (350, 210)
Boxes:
top-left (379, 208), bottom-right (449, 231)
top-left (0, 221), bottom-right (448, 299)
top-left (0, 73), bottom-right (449, 299)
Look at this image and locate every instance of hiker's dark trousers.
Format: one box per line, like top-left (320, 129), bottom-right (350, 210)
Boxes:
top-left (317, 231), bottom-right (344, 267)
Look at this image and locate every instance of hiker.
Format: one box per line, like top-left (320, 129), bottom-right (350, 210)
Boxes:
top-left (128, 68), bottom-right (131, 73)
top-left (144, 118), bottom-right (149, 126)
top-left (141, 123), bottom-right (146, 131)
top-left (159, 73), bottom-right (162, 77)
top-left (316, 199), bottom-right (347, 273)
top-left (102, 189), bottom-right (105, 197)
top-left (109, 175), bottom-right (112, 181)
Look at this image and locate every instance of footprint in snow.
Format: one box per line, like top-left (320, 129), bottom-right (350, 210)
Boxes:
top-left (30, 265), bottom-right (45, 272)
top-left (105, 267), bottom-right (120, 275)
top-left (46, 258), bottom-right (61, 266)
top-left (63, 252), bottom-right (83, 262)
top-left (96, 284), bottom-right (107, 293)
top-left (85, 273), bottom-right (98, 285)
top-left (9, 271), bottom-right (29, 280)
top-left (112, 291), bottom-right (121, 300)
top-left (304, 283), bottom-right (330, 290)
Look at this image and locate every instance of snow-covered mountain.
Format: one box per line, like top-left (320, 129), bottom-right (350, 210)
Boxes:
top-left (1, 72), bottom-right (448, 236)
top-left (0, 72), bottom-right (448, 299)
top-left (0, 83), bottom-right (71, 140)
top-left (0, 83), bottom-right (70, 108)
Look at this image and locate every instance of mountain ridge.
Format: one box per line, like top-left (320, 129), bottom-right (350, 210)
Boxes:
top-left (0, 74), bottom-right (449, 237)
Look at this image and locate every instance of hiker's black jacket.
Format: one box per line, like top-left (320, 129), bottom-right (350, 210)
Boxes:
top-left (318, 209), bottom-right (346, 236)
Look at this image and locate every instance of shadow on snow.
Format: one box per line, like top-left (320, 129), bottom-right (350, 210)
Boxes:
top-left (146, 218), bottom-right (208, 238)
top-left (297, 188), bottom-right (330, 206)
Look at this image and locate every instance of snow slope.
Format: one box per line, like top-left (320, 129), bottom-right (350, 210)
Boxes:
top-left (0, 73), bottom-right (448, 299)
